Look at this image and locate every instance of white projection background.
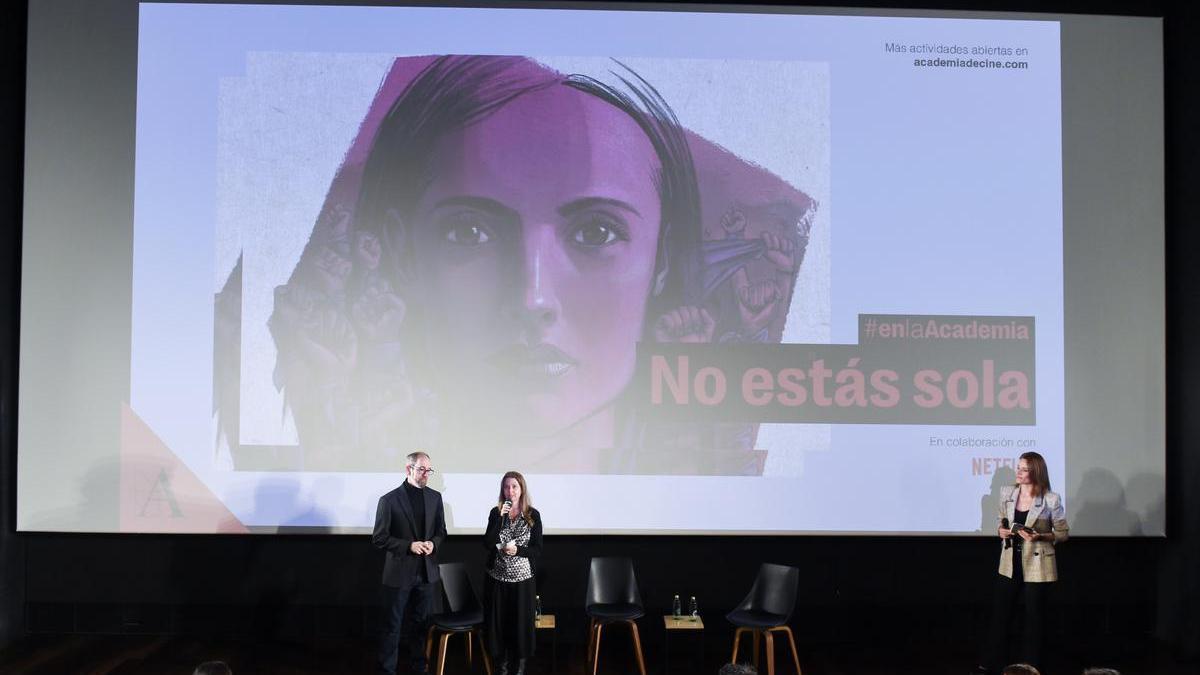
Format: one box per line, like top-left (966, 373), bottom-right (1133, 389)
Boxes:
top-left (18, 3), bottom-right (1164, 535)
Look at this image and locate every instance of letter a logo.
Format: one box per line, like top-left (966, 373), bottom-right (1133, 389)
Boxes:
top-left (140, 468), bottom-right (184, 518)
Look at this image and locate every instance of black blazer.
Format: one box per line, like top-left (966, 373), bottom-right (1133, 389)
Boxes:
top-left (372, 484), bottom-right (447, 587)
top-left (483, 506), bottom-right (543, 574)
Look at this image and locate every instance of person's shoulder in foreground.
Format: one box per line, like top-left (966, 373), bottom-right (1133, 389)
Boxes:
top-left (194, 661), bottom-right (232, 675)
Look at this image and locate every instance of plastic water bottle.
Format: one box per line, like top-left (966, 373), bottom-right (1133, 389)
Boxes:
top-left (689, 596), bottom-right (698, 621)
top-left (535, 595), bottom-right (542, 618)
top-left (672, 594), bottom-right (681, 619)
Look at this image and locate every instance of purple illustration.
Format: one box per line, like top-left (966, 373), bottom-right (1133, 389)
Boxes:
top-left (216, 55), bottom-right (819, 474)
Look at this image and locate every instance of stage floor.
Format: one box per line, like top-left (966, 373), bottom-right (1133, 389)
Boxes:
top-left (1, 631), bottom-right (1193, 675)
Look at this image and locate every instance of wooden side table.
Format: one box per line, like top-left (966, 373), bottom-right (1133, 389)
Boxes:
top-left (663, 615), bottom-right (705, 673)
top-left (535, 614), bottom-right (557, 673)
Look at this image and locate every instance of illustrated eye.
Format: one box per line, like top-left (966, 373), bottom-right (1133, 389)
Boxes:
top-left (442, 214), bottom-right (493, 247)
top-left (571, 216), bottom-right (629, 247)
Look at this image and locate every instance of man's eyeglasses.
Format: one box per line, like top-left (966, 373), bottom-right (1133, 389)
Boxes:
top-left (410, 466), bottom-right (436, 475)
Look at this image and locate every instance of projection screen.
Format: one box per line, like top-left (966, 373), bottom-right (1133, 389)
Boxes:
top-left (18, 1), bottom-right (1165, 535)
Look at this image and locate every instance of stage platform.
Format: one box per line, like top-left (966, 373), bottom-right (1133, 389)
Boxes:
top-left (1, 630), bottom-right (1192, 675)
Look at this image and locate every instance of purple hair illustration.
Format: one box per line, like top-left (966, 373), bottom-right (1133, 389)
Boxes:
top-left (245, 55), bottom-right (817, 474)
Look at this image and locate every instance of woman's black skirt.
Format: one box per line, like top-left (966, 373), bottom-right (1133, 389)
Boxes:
top-left (483, 575), bottom-right (536, 659)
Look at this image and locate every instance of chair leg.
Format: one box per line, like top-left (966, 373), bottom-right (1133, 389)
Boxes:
top-left (753, 630), bottom-right (761, 668)
top-left (437, 632), bottom-right (451, 675)
top-left (765, 631), bottom-right (776, 675)
top-left (467, 628), bottom-right (473, 665)
top-left (477, 631), bottom-right (493, 675)
top-left (425, 626), bottom-right (436, 664)
top-left (731, 627), bottom-right (746, 663)
top-left (629, 620), bottom-right (647, 675)
top-left (781, 626), bottom-right (802, 675)
top-left (587, 618), bottom-right (596, 663)
top-left (591, 623), bottom-right (604, 675)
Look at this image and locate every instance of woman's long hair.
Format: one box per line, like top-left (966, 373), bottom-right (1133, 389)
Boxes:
top-left (1019, 451), bottom-right (1051, 496)
top-left (496, 470), bottom-right (534, 526)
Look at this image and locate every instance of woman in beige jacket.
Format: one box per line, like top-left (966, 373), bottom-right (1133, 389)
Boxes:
top-left (976, 451), bottom-right (1069, 674)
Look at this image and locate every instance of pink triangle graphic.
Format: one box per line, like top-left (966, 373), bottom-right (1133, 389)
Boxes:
top-left (120, 403), bottom-right (247, 533)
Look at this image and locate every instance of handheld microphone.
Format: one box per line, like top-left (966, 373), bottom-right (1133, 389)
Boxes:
top-left (1001, 518), bottom-right (1011, 549)
top-left (498, 500), bottom-right (515, 553)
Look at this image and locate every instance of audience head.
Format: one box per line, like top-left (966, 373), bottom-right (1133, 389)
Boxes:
top-left (193, 662), bottom-right (232, 675)
top-left (718, 664), bottom-right (759, 675)
top-left (1082, 670), bottom-right (1121, 675)
top-left (1002, 665), bottom-right (1041, 675)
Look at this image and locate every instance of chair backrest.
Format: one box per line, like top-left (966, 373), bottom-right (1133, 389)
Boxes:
top-left (439, 562), bottom-right (482, 614)
top-left (734, 563), bottom-right (799, 619)
top-left (585, 557), bottom-right (642, 607)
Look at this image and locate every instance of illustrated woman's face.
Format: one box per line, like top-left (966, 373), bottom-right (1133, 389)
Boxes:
top-left (502, 477), bottom-right (522, 504)
top-left (407, 85), bottom-right (663, 439)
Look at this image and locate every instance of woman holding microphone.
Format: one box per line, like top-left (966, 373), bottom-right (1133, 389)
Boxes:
top-left (976, 451), bottom-right (1070, 674)
top-left (483, 471), bottom-right (543, 675)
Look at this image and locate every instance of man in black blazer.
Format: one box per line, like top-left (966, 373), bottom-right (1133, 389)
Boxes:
top-left (373, 451), bottom-right (446, 674)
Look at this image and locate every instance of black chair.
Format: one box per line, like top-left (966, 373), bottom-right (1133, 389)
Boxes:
top-left (727, 563), bottom-right (803, 675)
top-left (425, 563), bottom-right (492, 675)
top-left (584, 557), bottom-right (647, 675)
